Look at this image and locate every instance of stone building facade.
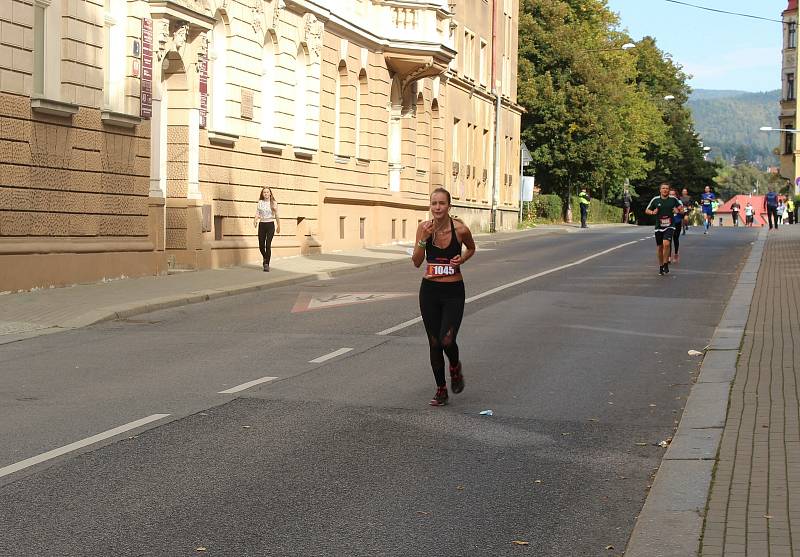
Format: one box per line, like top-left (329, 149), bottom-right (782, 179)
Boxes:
top-left (0, 0), bottom-right (522, 291)
top-left (780, 0), bottom-right (798, 185)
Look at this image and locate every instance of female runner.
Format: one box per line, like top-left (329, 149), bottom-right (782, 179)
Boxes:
top-left (412, 188), bottom-right (476, 406)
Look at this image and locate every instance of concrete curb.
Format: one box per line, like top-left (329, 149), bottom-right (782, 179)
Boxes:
top-left (625, 229), bottom-right (767, 557)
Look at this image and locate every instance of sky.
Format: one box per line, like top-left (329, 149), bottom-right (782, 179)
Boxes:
top-left (605, 0), bottom-right (787, 92)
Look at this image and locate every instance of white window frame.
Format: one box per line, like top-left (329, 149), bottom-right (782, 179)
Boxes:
top-left (103, 0), bottom-right (126, 112)
top-left (210, 18), bottom-right (228, 132)
top-left (261, 35), bottom-right (277, 141)
top-left (294, 47), bottom-right (309, 148)
top-left (33, 0), bottom-right (61, 100)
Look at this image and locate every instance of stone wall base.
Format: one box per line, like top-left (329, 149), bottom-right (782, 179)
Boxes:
top-left (0, 249), bottom-right (166, 293)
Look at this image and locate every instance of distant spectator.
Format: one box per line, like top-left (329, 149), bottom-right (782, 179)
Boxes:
top-left (778, 201), bottom-right (786, 225)
top-left (787, 197), bottom-right (795, 225)
top-left (622, 188), bottom-right (632, 224)
top-left (745, 202), bottom-right (754, 227)
top-left (764, 187), bottom-right (779, 230)
top-left (578, 187), bottom-right (590, 229)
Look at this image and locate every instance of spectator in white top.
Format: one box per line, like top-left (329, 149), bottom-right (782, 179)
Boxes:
top-left (253, 187), bottom-right (280, 271)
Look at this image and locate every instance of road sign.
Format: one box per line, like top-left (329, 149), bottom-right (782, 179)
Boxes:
top-left (521, 141), bottom-right (532, 166)
top-left (292, 292), bottom-right (414, 313)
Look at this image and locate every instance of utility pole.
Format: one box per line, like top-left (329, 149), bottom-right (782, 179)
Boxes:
top-left (490, 0), bottom-right (500, 232)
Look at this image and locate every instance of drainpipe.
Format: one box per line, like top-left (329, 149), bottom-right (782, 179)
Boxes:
top-left (490, 0), bottom-right (500, 232)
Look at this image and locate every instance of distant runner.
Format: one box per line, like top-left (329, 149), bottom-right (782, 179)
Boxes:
top-left (731, 200), bottom-right (741, 227)
top-left (680, 188), bottom-right (693, 234)
top-left (412, 187), bottom-right (476, 406)
top-left (669, 187), bottom-right (684, 264)
top-left (646, 183), bottom-right (683, 275)
top-left (700, 186), bottom-right (716, 234)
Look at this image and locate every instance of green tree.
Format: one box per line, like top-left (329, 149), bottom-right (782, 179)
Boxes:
top-left (713, 162), bottom-right (783, 199)
top-left (517, 0), bottom-right (665, 210)
top-left (517, 2), bottom-right (718, 220)
top-left (626, 37), bottom-right (718, 215)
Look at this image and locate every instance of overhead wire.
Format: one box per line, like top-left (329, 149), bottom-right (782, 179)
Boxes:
top-left (660, 0), bottom-right (784, 24)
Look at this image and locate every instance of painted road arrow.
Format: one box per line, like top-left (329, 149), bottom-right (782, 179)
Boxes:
top-left (291, 292), bottom-right (414, 313)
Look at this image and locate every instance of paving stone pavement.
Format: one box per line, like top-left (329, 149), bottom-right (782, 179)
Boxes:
top-left (702, 226), bottom-right (800, 556)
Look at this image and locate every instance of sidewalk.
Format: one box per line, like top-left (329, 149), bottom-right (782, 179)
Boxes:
top-left (701, 226), bottom-right (800, 556)
top-left (0, 226), bottom-right (572, 345)
top-left (626, 225), bottom-right (800, 556)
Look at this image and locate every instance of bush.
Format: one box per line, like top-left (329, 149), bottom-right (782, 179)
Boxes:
top-left (533, 194), bottom-right (563, 222)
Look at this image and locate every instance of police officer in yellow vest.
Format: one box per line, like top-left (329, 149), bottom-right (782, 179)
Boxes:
top-left (578, 187), bottom-right (590, 229)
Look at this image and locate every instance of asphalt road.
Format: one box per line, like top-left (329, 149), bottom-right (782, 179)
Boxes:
top-left (0, 225), bottom-right (758, 556)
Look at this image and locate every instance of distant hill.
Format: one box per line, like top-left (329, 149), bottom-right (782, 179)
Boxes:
top-left (689, 89), bottom-right (754, 101)
top-left (688, 89), bottom-right (781, 168)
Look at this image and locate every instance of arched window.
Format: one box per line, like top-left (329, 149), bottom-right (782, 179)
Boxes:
top-left (334, 61), bottom-right (347, 155)
top-left (210, 17), bottom-right (228, 131)
top-left (294, 47), bottom-right (308, 147)
top-left (103, 0), bottom-right (126, 111)
top-left (261, 34), bottom-right (277, 140)
top-left (356, 70), bottom-right (368, 159)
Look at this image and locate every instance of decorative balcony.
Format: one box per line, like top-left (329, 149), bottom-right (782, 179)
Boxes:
top-left (375, 0), bottom-right (456, 89)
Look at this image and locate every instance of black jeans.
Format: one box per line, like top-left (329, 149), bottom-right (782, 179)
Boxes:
top-left (419, 280), bottom-right (465, 387)
top-left (580, 205), bottom-right (588, 227)
top-left (258, 221), bottom-right (276, 264)
top-left (767, 206), bottom-right (778, 229)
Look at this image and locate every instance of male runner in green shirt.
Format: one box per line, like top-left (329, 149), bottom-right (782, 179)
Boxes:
top-left (646, 183), bottom-right (683, 276)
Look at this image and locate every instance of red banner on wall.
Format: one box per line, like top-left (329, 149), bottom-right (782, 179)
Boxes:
top-left (199, 55), bottom-right (208, 129)
top-left (140, 18), bottom-right (153, 119)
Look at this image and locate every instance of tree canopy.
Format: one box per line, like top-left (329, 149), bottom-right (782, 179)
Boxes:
top-left (517, 0), bottom-right (717, 212)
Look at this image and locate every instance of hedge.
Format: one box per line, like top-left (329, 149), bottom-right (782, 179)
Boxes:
top-left (570, 196), bottom-right (623, 224)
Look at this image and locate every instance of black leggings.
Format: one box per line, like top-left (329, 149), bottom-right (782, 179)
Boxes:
top-left (258, 221), bottom-right (276, 264)
top-left (419, 280), bottom-right (465, 387)
top-left (672, 224), bottom-right (680, 254)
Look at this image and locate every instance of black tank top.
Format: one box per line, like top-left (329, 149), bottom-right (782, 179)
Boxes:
top-left (425, 218), bottom-right (461, 263)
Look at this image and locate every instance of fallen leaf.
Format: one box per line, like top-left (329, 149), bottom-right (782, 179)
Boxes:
top-left (456, 485), bottom-right (465, 491)
top-left (588, 418), bottom-right (599, 422)
top-left (561, 432), bottom-right (572, 436)
top-left (764, 514), bottom-right (773, 519)
top-left (512, 540), bottom-right (530, 546)
top-left (242, 425), bottom-right (251, 429)
top-left (688, 349), bottom-right (703, 356)
top-left (417, 511), bottom-right (430, 516)
top-left (649, 404), bottom-right (657, 407)
top-left (605, 545), bottom-right (614, 550)
top-left (534, 479), bottom-right (543, 484)
top-left (196, 548), bottom-right (207, 552)
top-left (635, 442), bottom-right (648, 446)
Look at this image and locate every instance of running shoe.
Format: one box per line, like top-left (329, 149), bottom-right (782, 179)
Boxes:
top-left (659, 265), bottom-right (665, 276)
top-left (450, 362), bottom-right (464, 394)
top-left (430, 386), bottom-right (448, 406)
top-left (663, 262), bottom-right (670, 274)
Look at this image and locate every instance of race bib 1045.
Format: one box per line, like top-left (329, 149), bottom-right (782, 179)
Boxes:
top-left (425, 262), bottom-right (458, 278)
